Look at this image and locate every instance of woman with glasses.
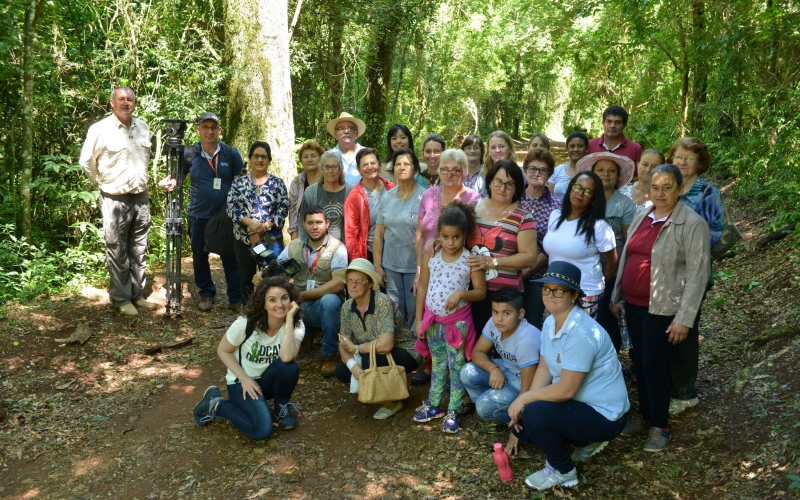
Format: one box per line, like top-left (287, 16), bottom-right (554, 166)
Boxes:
top-left (334, 259), bottom-right (419, 420)
top-left (548, 132), bottom-right (589, 202)
top-left (541, 171), bottom-right (617, 319)
top-left (518, 148), bottom-right (562, 329)
top-left (297, 150), bottom-right (353, 244)
top-left (468, 159), bottom-right (538, 332)
top-left (610, 164), bottom-right (710, 452)
top-left (374, 148), bottom-right (427, 327)
top-left (665, 138), bottom-right (724, 416)
top-left (227, 141), bottom-right (289, 302)
top-left (344, 148), bottom-right (395, 262)
top-left (288, 141), bottom-right (325, 240)
top-left (412, 149), bottom-right (482, 386)
top-left (507, 261), bottom-right (629, 491)
top-left (461, 135), bottom-right (486, 194)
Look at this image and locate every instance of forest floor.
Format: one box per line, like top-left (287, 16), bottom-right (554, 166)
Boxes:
top-left (2, 177), bottom-right (800, 499)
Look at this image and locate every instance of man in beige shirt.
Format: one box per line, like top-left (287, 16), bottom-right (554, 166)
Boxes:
top-left (79, 87), bottom-right (156, 316)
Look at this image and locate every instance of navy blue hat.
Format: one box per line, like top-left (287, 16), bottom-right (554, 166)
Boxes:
top-left (532, 261), bottom-right (585, 297)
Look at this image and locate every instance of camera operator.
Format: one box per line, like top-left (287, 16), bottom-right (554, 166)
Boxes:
top-left (158, 112), bottom-right (244, 313)
top-left (255, 206), bottom-right (347, 377)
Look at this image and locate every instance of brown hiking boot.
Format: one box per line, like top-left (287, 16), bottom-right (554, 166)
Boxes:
top-left (320, 356), bottom-right (338, 378)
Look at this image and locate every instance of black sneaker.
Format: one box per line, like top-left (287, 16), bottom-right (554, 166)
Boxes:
top-left (276, 402), bottom-right (300, 430)
top-left (193, 386), bottom-right (223, 426)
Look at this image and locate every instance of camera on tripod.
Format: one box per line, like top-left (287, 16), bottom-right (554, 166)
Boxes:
top-left (250, 240), bottom-right (301, 278)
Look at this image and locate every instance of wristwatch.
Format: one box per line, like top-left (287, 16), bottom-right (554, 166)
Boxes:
top-left (492, 258), bottom-right (499, 270)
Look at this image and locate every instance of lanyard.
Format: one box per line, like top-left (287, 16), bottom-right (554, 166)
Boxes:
top-left (304, 243), bottom-right (323, 276)
top-left (205, 153), bottom-right (219, 177)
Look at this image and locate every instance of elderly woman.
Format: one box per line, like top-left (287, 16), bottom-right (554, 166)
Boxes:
top-left (374, 148), bottom-right (427, 327)
top-left (667, 137), bottom-right (724, 415)
top-left (527, 133), bottom-right (550, 150)
top-left (461, 135), bottom-right (485, 194)
top-left (518, 147), bottom-right (562, 329)
top-left (344, 148), bottom-right (395, 262)
top-left (483, 131), bottom-right (517, 176)
top-left (381, 124), bottom-right (417, 180)
top-left (417, 134), bottom-right (446, 188)
top-left (468, 159), bottom-right (538, 332)
top-left (610, 164), bottom-right (710, 452)
top-left (193, 275), bottom-right (304, 438)
top-left (227, 141), bottom-right (289, 301)
top-left (334, 259), bottom-right (419, 419)
top-left (298, 151), bottom-right (352, 244)
top-left (631, 149), bottom-right (665, 212)
top-left (288, 141), bottom-right (325, 239)
top-left (548, 132), bottom-right (589, 201)
top-left (542, 172), bottom-right (617, 319)
top-left (507, 261), bottom-right (629, 490)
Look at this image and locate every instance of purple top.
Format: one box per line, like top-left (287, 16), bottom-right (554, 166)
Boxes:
top-left (418, 186), bottom-right (483, 245)
top-left (518, 189), bottom-right (562, 279)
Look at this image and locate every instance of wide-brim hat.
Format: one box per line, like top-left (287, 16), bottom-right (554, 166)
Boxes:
top-left (576, 152), bottom-right (635, 189)
top-left (532, 261), bottom-right (585, 297)
top-left (326, 112), bottom-right (366, 138)
top-left (332, 258), bottom-right (382, 291)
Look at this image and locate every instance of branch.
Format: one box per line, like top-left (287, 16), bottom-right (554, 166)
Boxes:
top-left (288, 0), bottom-right (304, 41)
top-left (647, 35), bottom-right (682, 74)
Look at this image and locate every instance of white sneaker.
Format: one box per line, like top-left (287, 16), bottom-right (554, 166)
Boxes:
top-left (525, 461), bottom-right (578, 490)
top-left (669, 397), bottom-right (699, 415)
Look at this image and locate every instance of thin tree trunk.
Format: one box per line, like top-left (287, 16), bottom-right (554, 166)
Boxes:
top-left (224, 0), bottom-right (295, 203)
top-left (690, 0), bottom-right (708, 132)
top-left (328, 4), bottom-right (343, 120)
top-left (363, 4), bottom-right (403, 148)
top-left (19, 0), bottom-right (36, 242)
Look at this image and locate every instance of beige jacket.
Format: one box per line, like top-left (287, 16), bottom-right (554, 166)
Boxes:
top-left (611, 200), bottom-right (710, 328)
top-left (79, 114), bottom-right (151, 195)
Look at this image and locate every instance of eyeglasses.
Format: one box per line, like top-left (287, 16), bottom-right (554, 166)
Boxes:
top-left (673, 155), bottom-right (698, 164)
top-left (336, 126), bottom-right (358, 132)
top-left (526, 167), bottom-right (550, 176)
top-left (464, 145), bottom-right (481, 152)
top-left (571, 185), bottom-right (594, 197)
top-left (321, 164), bottom-right (340, 171)
top-left (491, 178), bottom-right (516, 191)
top-left (440, 168), bottom-right (462, 176)
top-left (251, 154), bottom-right (269, 161)
top-left (346, 279), bottom-right (370, 286)
top-left (199, 125), bottom-right (220, 132)
top-left (541, 286), bottom-right (569, 298)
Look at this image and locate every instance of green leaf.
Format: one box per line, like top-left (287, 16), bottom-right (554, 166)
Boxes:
top-left (743, 281), bottom-right (761, 292)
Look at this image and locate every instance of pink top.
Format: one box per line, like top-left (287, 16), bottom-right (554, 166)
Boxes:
top-left (468, 206), bottom-right (536, 291)
top-left (418, 186), bottom-right (482, 245)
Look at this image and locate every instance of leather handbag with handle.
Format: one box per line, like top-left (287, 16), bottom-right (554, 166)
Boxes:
top-left (357, 340), bottom-right (410, 405)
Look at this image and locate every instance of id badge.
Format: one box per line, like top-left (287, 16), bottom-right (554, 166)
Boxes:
top-left (213, 178), bottom-right (222, 190)
top-left (306, 279), bottom-right (316, 291)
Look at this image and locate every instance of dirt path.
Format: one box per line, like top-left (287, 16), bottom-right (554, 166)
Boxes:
top-left (1, 197), bottom-right (799, 499)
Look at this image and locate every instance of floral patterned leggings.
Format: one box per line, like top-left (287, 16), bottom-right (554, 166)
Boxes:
top-left (426, 322), bottom-right (467, 411)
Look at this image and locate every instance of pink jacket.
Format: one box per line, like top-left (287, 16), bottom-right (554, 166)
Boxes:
top-left (415, 302), bottom-right (477, 361)
top-left (343, 177), bottom-right (395, 262)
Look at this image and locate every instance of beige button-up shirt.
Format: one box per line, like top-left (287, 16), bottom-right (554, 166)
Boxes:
top-left (79, 114), bottom-right (151, 195)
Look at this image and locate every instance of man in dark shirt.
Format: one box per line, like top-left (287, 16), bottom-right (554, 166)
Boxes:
top-left (588, 105), bottom-right (643, 180)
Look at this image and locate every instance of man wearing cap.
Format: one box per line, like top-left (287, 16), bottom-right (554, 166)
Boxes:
top-left (158, 112), bottom-right (244, 312)
top-left (588, 105), bottom-right (643, 181)
top-left (326, 112), bottom-right (366, 186)
top-left (80, 86), bottom-right (157, 317)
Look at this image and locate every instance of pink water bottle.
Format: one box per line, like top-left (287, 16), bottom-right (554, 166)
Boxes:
top-left (493, 443), bottom-right (513, 482)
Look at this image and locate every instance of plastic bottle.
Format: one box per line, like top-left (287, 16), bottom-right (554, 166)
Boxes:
top-left (618, 309), bottom-right (633, 350)
top-left (493, 443), bottom-right (513, 482)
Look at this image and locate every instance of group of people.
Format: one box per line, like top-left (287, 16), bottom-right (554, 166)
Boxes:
top-left (80, 89), bottom-right (724, 491)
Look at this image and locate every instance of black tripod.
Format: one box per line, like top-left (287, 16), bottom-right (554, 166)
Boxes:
top-left (161, 119), bottom-right (191, 316)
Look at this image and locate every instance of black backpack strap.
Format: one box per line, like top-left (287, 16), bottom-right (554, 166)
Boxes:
top-left (235, 319), bottom-right (257, 384)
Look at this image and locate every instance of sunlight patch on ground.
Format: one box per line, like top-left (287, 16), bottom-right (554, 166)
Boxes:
top-left (79, 284), bottom-right (108, 302)
top-left (73, 456), bottom-right (112, 477)
top-left (12, 488), bottom-right (41, 499)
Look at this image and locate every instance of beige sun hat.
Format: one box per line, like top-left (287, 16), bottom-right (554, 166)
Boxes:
top-left (576, 151), bottom-right (635, 189)
top-left (326, 112), bottom-right (366, 138)
top-left (332, 258), bottom-right (382, 291)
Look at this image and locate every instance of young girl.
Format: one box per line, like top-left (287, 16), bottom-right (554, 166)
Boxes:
top-left (193, 276), bottom-right (304, 440)
top-left (413, 201), bottom-right (487, 433)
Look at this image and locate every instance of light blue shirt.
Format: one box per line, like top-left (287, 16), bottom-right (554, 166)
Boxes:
top-left (540, 305), bottom-right (630, 421)
top-left (330, 144), bottom-right (365, 186)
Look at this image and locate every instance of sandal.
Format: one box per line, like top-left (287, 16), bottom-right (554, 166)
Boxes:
top-left (373, 401), bottom-right (404, 420)
top-left (410, 370), bottom-right (431, 386)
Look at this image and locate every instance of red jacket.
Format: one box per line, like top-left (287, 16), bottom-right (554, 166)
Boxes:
top-left (344, 177), bottom-right (395, 262)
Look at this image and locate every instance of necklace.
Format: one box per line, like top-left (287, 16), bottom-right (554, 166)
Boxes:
top-left (478, 198), bottom-right (515, 220)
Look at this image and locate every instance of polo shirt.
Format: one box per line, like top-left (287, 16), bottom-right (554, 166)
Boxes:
top-left (182, 141), bottom-right (244, 218)
top-left (588, 134), bottom-right (643, 176)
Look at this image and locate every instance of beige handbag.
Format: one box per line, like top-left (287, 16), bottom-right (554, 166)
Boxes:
top-left (357, 341), bottom-right (410, 405)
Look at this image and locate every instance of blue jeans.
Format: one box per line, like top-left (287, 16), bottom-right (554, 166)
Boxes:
top-left (188, 216), bottom-right (241, 303)
top-left (216, 359), bottom-right (300, 440)
top-left (384, 269), bottom-right (416, 327)
top-left (460, 359), bottom-right (522, 424)
top-left (513, 400), bottom-right (627, 473)
top-left (302, 294), bottom-right (342, 357)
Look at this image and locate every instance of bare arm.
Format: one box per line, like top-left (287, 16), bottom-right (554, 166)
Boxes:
top-left (600, 248), bottom-right (618, 286)
top-left (278, 302), bottom-right (302, 363)
top-left (518, 364), bottom-right (538, 394)
top-left (373, 224), bottom-right (387, 284)
top-left (415, 253), bottom-right (431, 337)
top-left (217, 335), bottom-right (261, 400)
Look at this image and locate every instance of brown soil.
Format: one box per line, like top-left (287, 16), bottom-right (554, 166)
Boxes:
top-left (1, 194), bottom-right (799, 499)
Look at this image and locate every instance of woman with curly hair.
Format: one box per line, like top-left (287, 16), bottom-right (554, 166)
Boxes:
top-left (193, 276), bottom-right (305, 439)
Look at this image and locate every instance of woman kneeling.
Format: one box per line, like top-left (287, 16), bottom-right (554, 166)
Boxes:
top-left (507, 261), bottom-right (629, 490)
top-left (193, 276), bottom-right (304, 439)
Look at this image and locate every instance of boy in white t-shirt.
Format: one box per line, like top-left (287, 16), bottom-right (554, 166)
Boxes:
top-left (460, 287), bottom-right (541, 430)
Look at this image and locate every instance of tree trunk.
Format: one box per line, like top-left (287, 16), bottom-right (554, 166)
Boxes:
top-left (328, 4), bottom-right (344, 121)
top-left (224, 0), bottom-right (296, 197)
top-left (19, 0), bottom-right (35, 242)
top-left (689, 0), bottom-right (708, 132)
